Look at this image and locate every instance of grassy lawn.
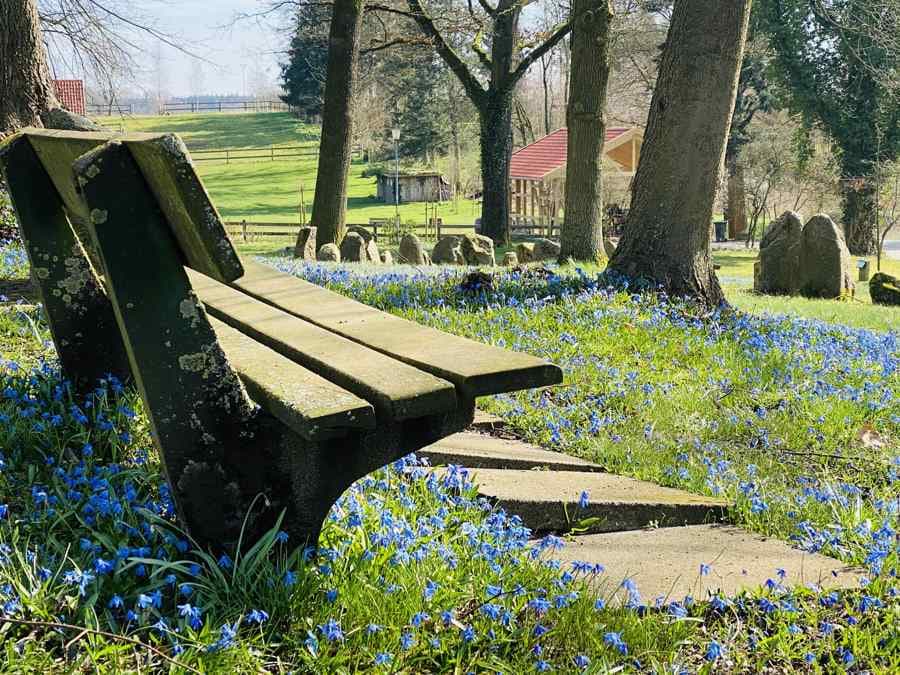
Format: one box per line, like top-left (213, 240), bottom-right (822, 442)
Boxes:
top-left (107, 113), bottom-right (480, 225)
top-left (2, 235), bottom-right (897, 671)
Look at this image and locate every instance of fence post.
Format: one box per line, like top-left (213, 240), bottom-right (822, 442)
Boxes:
top-left (226, 149), bottom-right (229, 165)
top-left (271, 146), bottom-right (275, 161)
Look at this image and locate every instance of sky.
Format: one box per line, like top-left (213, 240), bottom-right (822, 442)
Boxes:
top-left (51, 0), bottom-right (287, 98)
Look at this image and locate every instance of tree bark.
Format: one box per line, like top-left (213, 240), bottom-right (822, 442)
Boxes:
top-left (479, 94), bottom-right (514, 245)
top-left (842, 178), bottom-right (879, 255)
top-left (311, 0), bottom-right (364, 250)
top-left (0, 0), bottom-right (58, 136)
top-left (725, 156), bottom-right (748, 239)
top-left (560, 0), bottom-right (613, 262)
top-left (608, 0), bottom-right (752, 307)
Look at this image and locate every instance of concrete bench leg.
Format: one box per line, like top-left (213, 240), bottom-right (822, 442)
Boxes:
top-left (74, 141), bottom-right (289, 550)
top-left (0, 136), bottom-right (130, 394)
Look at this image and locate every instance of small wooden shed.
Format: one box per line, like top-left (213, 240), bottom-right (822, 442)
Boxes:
top-left (377, 172), bottom-right (452, 204)
top-left (509, 126), bottom-right (643, 223)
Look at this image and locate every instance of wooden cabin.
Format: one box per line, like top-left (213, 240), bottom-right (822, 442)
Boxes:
top-left (377, 172), bottom-right (453, 204)
top-left (509, 127), bottom-right (643, 224)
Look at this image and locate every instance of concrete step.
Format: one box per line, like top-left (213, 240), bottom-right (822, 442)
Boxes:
top-left (422, 432), bottom-right (603, 472)
top-left (540, 524), bottom-right (860, 602)
top-left (465, 468), bottom-right (728, 535)
top-left (470, 409), bottom-right (505, 430)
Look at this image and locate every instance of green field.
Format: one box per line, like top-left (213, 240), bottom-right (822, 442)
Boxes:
top-left (107, 112), bottom-right (480, 225)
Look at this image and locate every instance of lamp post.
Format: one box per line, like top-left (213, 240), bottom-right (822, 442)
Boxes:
top-left (392, 127), bottom-right (400, 226)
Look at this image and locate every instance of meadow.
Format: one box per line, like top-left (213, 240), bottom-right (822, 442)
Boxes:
top-left (1, 236), bottom-right (898, 672)
top-left (108, 113), bottom-right (481, 225)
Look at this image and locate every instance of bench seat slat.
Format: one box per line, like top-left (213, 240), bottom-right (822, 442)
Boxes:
top-left (231, 260), bottom-right (564, 398)
top-left (208, 316), bottom-right (375, 440)
top-left (189, 269), bottom-right (458, 421)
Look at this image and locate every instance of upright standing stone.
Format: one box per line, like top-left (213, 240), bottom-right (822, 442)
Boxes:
top-left (340, 231), bottom-right (367, 262)
top-left (756, 211), bottom-right (803, 295)
top-left (432, 235), bottom-right (465, 265)
top-left (461, 233), bottom-right (496, 266)
top-left (516, 242), bottom-right (535, 263)
top-left (399, 233), bottom-right (427, 265)
top-left (317, 243), bottom-right (341, 262)
top-left (533, 238), bottom-right (561, 261)
top-left (293, 226), bottom-right (317, 260)
top-left (603, 238), bottom-right (617, 260)
top-left (798, 214), bottom-right (854, 298)
top-left (502, 251), bottom-right (519, 267)
top-left (380, 249), bottom-right (394, 265)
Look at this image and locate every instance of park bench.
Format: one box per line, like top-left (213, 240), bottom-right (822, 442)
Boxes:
top-left (0, 128), bottom-right (562, 551)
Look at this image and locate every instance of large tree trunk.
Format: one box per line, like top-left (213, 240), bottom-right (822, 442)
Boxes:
top-left (311, 0), bottom-right (364, 250)
top-left (0, 0), bottom-right (56, 135)
top-left (725, 157), bottom-right (748, 239)
top-left (479, 94), bottom-right (514, 245)
top-left (609, 0), bottom-right (752, 307)
top-left (842, 178), bottom-right (878, 255)
top-left (560, 0), bottom-right (613, 262)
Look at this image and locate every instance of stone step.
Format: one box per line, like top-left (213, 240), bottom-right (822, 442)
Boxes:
top-left (470, 409), bottom-right (506, 430)
top-left (466, 468), bottom-right (728, 535)
top-left (422, 432), bottom-right (603, 472)
top-left (540, 524), bottom-right (860, 603)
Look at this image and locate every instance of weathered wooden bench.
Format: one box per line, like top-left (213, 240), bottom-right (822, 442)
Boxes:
top-left (0, 129), bottom-right (562, 551)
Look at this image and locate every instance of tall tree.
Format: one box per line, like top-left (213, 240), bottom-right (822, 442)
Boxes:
top-left (406, 0), bottom-right (572, 244)
top-left (560, 0), bottom-right (613, 261)
top-left (609, 0), bottom-right (753, 307)
top-left (310, 0), bottom-right (366, 249)
top-left (280, 4), bottom-right (331, 114)
top-left (0, 0), bottom-right (60, 134)
top-left (724, 36), bottom-right (774, 240)
top-left (760, 0), bottom-right (900, 254)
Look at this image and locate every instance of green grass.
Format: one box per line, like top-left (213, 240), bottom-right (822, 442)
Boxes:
top-left (109, 113), bottom-right (480, 225)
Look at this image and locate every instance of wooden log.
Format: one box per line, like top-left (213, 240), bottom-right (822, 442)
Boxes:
top-left (0, 135), bottom-right (131, 394)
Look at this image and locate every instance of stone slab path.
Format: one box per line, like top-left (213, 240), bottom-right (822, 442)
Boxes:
top-left (546, 525), bottom-right (859, 601)
top-left (422, 422), bottom-right (860, 599)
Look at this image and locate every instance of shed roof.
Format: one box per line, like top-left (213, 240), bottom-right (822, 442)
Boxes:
top-left (509, 127), bottom-right (633, 181)
top-left (53, 80), bottom-right (86, 116)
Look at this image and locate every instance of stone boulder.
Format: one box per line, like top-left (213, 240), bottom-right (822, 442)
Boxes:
top-left (516, 242), bottom-right (535, 263)
top-left (461, 233), bottom-right (495, 266)
top-left (798, 214), bottom-right (854, 298)
top-left (603, 237), bottom-right (617, 260)
top-left (380, 250), bottom-right (394, 265)
top-left (399, 233), bottom-right (427, 265)
top-left (502, 251), bottom-right (519, 267)
top-left (533, 238), bottom-right (561, 261)
top-left (869, 272), bottom-right (900, 306)
top-left (293, 226), bottom-right (317, 260)
top-left (346, 225), bottom-right (374, 243)
top-left (756, 211), bottom-right (803, 295)
top-left (346, 225), bottom-right (380, 263)
top-left (317, 243), bottom-right (340, 262)
top-left (432, 236), bottom-right (465, 265)
top-left (340, 232), bottom-right (368, 262)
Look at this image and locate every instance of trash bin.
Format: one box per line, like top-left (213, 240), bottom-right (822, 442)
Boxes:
top-left (857, 259), bottom-right (870, 282)
top-left (714, 220), bottom-right (727, 242)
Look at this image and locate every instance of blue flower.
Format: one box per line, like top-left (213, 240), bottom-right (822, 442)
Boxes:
top-left (374, 652), bottom-right (392, 665)
top-left (705, 640), bottom-right (725, 661)
top-left (246, 609), bottom-right (269, 625)
top-left (318, 618), bottom-right (343, 642)
top-left (578, 491), bottom-right (590, 509)
top-left (603, 631), bottom-right (628, 655)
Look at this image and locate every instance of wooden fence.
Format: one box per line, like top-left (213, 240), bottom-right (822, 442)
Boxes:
top-left (224, 221), bottom-right (481, 243)
top-left (86, 103), bottom-right (134, 116)
top-left (163, 100), bottom-right (290, 114)
top-left (192, 145), bottom-right (319, 164)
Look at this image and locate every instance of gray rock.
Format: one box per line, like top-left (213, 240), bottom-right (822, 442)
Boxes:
top-left (756, 211), bottom-right (803, 294)
top-left (293, 226), bottom-right (317, 260)
top-left (502, 251), bottom-right (519, 267)
top-left (869, 272), bottom-right (900, 306)
top-left (798, 214), bottom-right (854, 298)
top-left (399, 233), bottom-right (427, 265)
top-left (516, 242), bottom-right (535, 263)
top-left (339, 231), bottom-right (367, 262)
top-left (365, 238), bottom-right (381, 264)
top-left (380, 249), bottom-right (394, 265)
top-left (603, 238), bottom-right (617, 260)
top-left (317, 243), bottom-right (340, 262)
top-left (432, 236), bottom-right (464, 265)
top-left (461, 233), bottom-right (495, 266)
top-left (346, 225), bottom-right (374, 243)
top-left (533, 238), bottom-right (561, 261)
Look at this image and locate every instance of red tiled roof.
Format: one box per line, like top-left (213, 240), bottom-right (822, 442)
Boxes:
top-left (53, 80), bottom-right (86, 115)
top-left (509, 127), bottom-right (630, 180)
